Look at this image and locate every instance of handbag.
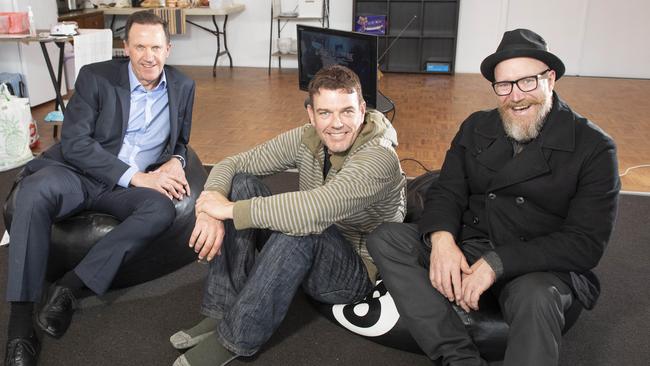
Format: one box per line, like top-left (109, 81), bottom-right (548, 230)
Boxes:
top-left (0, 83), bottom-right (33, 172)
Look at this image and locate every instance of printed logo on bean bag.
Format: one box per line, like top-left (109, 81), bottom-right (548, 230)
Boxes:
top-left (331, 280), bottom-right (400, 337)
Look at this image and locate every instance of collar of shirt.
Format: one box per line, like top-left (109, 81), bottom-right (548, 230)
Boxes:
top-left (127, 62), bottom-right (167, 93)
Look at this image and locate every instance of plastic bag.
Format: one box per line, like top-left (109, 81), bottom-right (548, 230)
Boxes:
top-left (0, 83), bottom-right (33, 172)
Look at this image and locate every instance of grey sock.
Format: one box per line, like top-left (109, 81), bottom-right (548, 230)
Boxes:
top-left (183, 317), bottom-right (219, 337)
top-left (170, 317), bottom-right (219, 350)
top-left (175, 334), bottom-right (238, 366)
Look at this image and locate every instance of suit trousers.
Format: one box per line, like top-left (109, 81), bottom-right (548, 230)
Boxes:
top-left (367, 222), bottom-right (574, 366)
top-left (6, 162), bottom-right (176, 302)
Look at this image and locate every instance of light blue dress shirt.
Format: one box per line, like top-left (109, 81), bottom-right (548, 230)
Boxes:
top-left (117, 63), bottom-right (171, 187)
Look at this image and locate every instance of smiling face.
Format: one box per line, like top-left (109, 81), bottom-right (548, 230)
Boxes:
top-left (124, 23), bottom-right (170, 90)
top-left (307, 88), bottom-right (366, 153)
top-left (494, 57), bottom-right (555, 142)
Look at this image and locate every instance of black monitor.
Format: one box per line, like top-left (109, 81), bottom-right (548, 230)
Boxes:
top-left (297, 24), bottom-right (378, 108)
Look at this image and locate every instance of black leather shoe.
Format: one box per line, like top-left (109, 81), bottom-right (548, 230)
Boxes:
top-left (36, 285), bottom-right (78, 339)
top-left (4, 333), bottom-right (40, 366)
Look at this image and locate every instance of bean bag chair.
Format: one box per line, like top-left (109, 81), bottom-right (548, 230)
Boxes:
top-left (3, 146), bottom-right (207, 288)
top-left (314, 170), bottom-right (583, 361)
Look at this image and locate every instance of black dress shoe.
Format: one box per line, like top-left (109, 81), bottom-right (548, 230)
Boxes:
top-left (4, 333), bottom-right (40, 366)
top-left (36, 285), bottom-right (78, 339)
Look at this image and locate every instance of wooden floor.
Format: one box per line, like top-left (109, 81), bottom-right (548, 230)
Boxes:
top-left (31, 66), bottom-right (650, 192)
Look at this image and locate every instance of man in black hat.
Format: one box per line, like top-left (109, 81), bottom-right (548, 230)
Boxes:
top-left (366, 28), bottom-right (620, 365)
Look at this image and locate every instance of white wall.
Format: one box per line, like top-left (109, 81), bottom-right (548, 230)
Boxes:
top-left (4, 0), bottom-right (648, 86)
top-left (165, 0), bottom-right (352, 68)
top-left (107, 0), bottom-right (650, 78)
top-left (455, 0), bottom-right (650, 78)
top-left (0, 0), bottom-right (65, 105)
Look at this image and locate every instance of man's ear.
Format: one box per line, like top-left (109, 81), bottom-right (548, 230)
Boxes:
top-left (548, 69), bottom-right (556, 91)
top-left (307, 104), bottom-right (316, 126)
top-left (123, 40), bottom-right (129, 57)
top-left (165, 42), bottom-right (171, 57)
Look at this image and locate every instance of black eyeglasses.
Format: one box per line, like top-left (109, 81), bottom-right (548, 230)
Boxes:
top-left (491, 69), bottom-right (551, 96)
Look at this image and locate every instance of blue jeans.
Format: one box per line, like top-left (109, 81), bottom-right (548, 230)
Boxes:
top-left (201, 174), bottom-right (373, 356)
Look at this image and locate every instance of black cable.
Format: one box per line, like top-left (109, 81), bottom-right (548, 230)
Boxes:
top-left (388, 105), bottom-right (396, 123)
top-left (399, 158), bottom-right (433, 172)
top-left (380, 93), bottom-right (396, 123)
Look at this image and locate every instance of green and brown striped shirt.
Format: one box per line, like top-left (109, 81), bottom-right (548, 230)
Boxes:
top-left (204, 110), bottom-right (407, 277)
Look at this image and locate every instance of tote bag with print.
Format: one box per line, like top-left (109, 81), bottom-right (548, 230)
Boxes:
top-left (0, 83), bottom-right (33, 172)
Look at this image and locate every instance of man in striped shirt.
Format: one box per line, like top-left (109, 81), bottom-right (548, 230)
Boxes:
top-left (170, 65), bottom-right (406, 366)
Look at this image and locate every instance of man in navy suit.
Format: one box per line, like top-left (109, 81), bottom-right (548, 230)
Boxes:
top-left (4, 11), bottom-right (195, 366)
top-left (367, 29), bottom-right (620, 366)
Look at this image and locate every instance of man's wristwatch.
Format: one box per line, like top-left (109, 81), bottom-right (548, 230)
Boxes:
top-left (172, 154), bottom-right (186, 168)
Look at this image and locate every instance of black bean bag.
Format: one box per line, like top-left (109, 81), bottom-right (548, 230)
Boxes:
top-left (3, 146), bottom-right (206, 289)
top-left (315, 170), bottom-right (583, 361)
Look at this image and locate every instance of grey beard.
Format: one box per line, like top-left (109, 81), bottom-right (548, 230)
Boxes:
top-left (500, 96), bottom-right (552, 143)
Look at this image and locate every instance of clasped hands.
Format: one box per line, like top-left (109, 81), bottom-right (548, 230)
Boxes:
top-left (188, 191), bottom-right (235, 262)
top-left (429, 231), bottom-right (496, 313)
top-left (130, 157), bottom-right (190, 200)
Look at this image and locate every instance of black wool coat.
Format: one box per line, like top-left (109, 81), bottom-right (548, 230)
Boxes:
top-left (419, 93), bottom-right (620, 309)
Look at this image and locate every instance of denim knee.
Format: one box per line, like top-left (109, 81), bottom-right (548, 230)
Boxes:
top-left (229, 174), bottom-right (271, 201)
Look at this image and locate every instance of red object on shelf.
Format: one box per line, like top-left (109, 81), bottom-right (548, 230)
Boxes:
top-left (0, 12), bottom-right (29, 34)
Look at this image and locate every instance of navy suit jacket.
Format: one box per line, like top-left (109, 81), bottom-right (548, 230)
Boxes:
top-left (40, 59), bottom-right (195, 188)
top-left (419, 93), bottom-right (620, 309)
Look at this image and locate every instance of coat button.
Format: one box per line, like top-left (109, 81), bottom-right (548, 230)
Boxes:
top-left (488, 193), bottom-right (496, 200)
top-left (519, 236), bottom-right (526, 241)
top-left (472, 216), bottom-right (479, 224)
top-left (515, 196), bottom-right (525, 204)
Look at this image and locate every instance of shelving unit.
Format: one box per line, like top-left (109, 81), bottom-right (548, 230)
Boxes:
top-left (268, 0), bottom-right (330, 74)
top-left (58, 9), bottom-right (105, 29)
top-left (353, 0), bottom-right (460, 74)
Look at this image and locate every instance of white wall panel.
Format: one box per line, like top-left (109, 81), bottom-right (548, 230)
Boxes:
top-left (455, 0), bottom-right (505, 75)
top-left (578, 0), bottom-right (650, 78)
top-left (455, 0), bottom-right (649, 78)
top-left (166, 0), bottom-right (351, 69)
top-left (504, 0), bottom-right (587, 77)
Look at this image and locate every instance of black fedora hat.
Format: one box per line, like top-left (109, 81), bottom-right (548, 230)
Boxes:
top-left (480, 28), bottom-right (565, 82)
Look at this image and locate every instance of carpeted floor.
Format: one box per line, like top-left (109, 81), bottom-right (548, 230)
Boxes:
top-left (0, 167), bottom-right (648, 365)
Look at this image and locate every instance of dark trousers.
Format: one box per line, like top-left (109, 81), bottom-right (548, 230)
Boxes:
top-left (201, 174), bottom-right (373, 356)
top-left (6, 162), bottom-right (176, 302)
top-left (367, 222), bottom-right (574, 366)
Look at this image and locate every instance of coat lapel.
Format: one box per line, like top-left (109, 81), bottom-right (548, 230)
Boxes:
top-left (484, 93), bottom-right (575, 191)
top-left (165, 67), bottom-right (178, 152)
top-left (488, 140), bottom-right (551, 191)
top-left (474, 112), bottom-right (512, 173)
top-left (117, 62), bottom-right (131, 137)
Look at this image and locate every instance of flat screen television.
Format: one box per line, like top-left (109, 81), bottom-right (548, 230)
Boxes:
top-left (297, 25), bottom-right (378, 108)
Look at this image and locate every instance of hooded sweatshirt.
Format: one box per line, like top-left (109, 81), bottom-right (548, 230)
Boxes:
top-left (204, 109), bottom-right (407, 278)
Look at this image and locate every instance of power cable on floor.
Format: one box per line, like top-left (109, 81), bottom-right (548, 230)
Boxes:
top-left (400, 161), bottom-right (650, 178)
top-left (619, 164), bottom-right (650, 177)
top-left (400, 158), bottom-right (433, 172)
